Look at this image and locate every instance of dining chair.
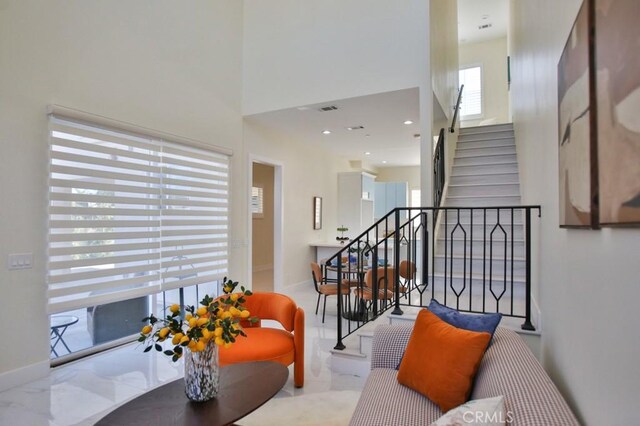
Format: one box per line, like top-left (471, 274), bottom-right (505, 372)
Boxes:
top-left (398, 260), bottom-right (416, 298)
top-left (352, 266), bottom-right (396, 312)
top-left (310, 262), bottom-right (351, 323)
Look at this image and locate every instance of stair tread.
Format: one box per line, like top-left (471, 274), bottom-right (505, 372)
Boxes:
top-left (459, 135), bottom-right (515, 141)
top-left (456, 144), bottom-right (515, 151)
top-left (453, 161), bottom-right (518, 167)
top-left (452, 171), bottom-right (520, 177)
top-left (446, 194), bottom-right (520, 199)
top-left (454, 152), bottom-right (516, 159)
top-left (448, 182), bottom-right (519, 187)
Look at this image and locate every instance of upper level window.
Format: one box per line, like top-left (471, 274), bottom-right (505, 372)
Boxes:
top-left (459, 66), bottom-right (483, 119)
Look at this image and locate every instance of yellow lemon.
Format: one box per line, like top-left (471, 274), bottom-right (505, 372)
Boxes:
top-left (229, 307), bottom-right (240, 317)
top-left (169, 304), bottom-right (180, 314)
top-left (141, 325), bottom-right (152, 335)
top-left (240, 310), bottom-right (251, 318)
top-left (215, 337), bottom-right (224, 346)
top-left (201, 328), bottom-right (211, 339)
top-left (158, 327), bottom-right (170, 339)
top-left (224, 342), bottom-right (232, 349)
top-left (195, 340), bottom-right (206, 352)
top-left (188, 340), bottom-right (197, 350)
top-left (213, 327), bottom-right (223, 337)
top-left (196, 317), bottom-right (209, 327)
top-left (222, 311), bottom-right (233, 320)
top-left (180, 335), bottom-right (190, 345)
top-left (230, 294), bottom-right (239, 302)
top-left (188, 317), bottom-right (198, 328)
top-left (196, 306), bottom-right (208, 316)
top-left (185, 313), bottom-right (193, 321)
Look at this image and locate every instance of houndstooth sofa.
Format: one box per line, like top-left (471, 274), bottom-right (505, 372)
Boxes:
top-left (349, 324), bottom-right (579, 426)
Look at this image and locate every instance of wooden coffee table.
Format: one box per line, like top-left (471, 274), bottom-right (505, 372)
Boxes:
top-left (96, 361), bottom-right (288, 426)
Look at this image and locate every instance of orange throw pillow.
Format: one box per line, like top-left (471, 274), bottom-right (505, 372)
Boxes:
top-left (397, 309), bottom-right (491, 412)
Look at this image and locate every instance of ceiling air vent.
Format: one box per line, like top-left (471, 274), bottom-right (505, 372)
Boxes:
top-left (346, 126), bottom-right (365, 131)
top-left (318, 105), bottom-right (338, 112)
top-left (478, 23), bottom-right (492, 30)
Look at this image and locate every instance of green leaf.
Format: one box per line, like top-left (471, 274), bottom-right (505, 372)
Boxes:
top-left (143, 345), bottom-right (153, 353)
top-left (172, 354), bottom-right (179, 362)
top-left (163, 350), bottom-right (174, 356)
top-left (155, 343), bottom-right (162, 352)
top-left (137, 336), bottom-right (146, 342)
top-left (174, 346), bottom-right (183, 354)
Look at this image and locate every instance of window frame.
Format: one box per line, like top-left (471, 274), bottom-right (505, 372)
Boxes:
top-left (458, 64), bottom-right (484, 121)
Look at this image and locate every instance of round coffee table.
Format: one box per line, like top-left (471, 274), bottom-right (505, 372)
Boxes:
top-left (96, 361), bottom-right (288, 426)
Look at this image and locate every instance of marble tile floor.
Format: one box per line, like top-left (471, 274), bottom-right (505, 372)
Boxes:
top-left (0, 283), bottom-right (367, 426)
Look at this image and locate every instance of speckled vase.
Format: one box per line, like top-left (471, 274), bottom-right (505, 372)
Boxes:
top-left (184, 341), bottom-right (219, 402)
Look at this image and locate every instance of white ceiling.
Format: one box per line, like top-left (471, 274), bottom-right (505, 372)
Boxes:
top-left (245, 88), bottom-right (421, 168)
top-left (458, 0), bottom-right (508, 44)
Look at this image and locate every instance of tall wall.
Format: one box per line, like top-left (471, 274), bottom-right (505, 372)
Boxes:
top-left (0, 0), bottom-right (244, 386)
top-left (242, 0), bottom-right (429, 115)
top-left (243, 119), bottom-right (352, 288)
top-left (510, 1), bottom-right (640, 423)
top-left (459, 37), bottom-right (510, 127)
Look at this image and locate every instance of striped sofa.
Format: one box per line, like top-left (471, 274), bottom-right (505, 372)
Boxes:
top-left (349, 325), bottom-right (579, 426)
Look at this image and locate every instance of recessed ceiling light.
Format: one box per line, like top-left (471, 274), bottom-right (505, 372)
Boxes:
top-left (365, 152), bottom-right (371, 156)
top-left (382, 160), bottom-right (387, 164)
top-left (322, 130), bottom-right (331, 135)
top-left (346, 126), bottom-right (365, 131)
top-left (404, 120), bottom-right (414, 125)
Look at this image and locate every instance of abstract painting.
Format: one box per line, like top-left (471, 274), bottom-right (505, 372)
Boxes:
top-left (595, 0), bottom-right (640, 226)
top-left (557, 0), bottom-right (598, 228)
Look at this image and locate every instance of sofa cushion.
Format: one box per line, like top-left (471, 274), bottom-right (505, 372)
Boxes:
top-left (428, 299), bottom-right (502, 337)
top-left (218, 327), bottom-right (294, 366)
top-left (397, 309), bottom-right (491, 412)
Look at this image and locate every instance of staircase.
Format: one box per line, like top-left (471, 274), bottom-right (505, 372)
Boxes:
top-left (433, 123), bottom-right (527, 310)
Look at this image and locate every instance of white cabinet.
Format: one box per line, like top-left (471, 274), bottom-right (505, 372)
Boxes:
top-left (374, 182), bottom-right (409, 220)
top-left (338, 172), bottom-right (375, 239)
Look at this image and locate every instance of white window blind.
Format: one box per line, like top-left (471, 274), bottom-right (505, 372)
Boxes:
top-left (47, 116), bottom-right (229, 314)
top-left (251, 186), bottom-right (264, 217)
top-left (459, 66), bottom-right (483, 118)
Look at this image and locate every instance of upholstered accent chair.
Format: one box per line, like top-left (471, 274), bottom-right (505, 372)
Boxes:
top-left (218, 292), bottom-right (305, 387)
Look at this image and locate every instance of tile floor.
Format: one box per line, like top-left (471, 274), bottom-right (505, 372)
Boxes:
top-left (0, 283), bottom-right (367, 426)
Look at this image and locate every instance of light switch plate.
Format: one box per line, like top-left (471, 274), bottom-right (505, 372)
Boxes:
top-left (8, 253), bottom-right (32, 270)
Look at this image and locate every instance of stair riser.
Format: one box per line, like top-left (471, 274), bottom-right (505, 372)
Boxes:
top-left (448, 184), bottom-right (520, 197)
top-left (450, 173), bottom-right (519, 185)
top-left (454, 154), bottom-right (517, 166)
top-left (460, 124), bottom-right (514, 134)
top-left (440, 223), bottom-right (524, 239)
top-left (438, 208), bottom-right (524, 222)
top-left (436, 240), bottom-right (525, 256)
top-left (433, 257), bottom-right (526, 276)
top-left (459, 130), bottom-right (515, 141)
top-left (445, 196), bottom-right (521, 207)
top-left (457, 138), bottom-right (516, 149)
top-left (453, 163), bottom-right (519, 175)
top-left (456, 146), bottom-right (516, 157)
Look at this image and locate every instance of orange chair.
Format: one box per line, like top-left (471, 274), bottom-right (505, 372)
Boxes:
top-left (311, 262), bottom-right (350, 323)
top-left (398, 260), bottom-right (416, 297)
top-left (218, 292), bottom-right (305, 388)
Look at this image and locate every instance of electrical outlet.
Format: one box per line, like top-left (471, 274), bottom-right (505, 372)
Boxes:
top-left (7, 253), bottom-right (32, 270)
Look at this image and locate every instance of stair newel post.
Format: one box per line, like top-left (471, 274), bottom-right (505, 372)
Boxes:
top-left (334, 256), bottom-right (346, 350)
top-left (521, 207), bottom-right (535, 331)
top-left (392, 209), bottom-right (403, 315)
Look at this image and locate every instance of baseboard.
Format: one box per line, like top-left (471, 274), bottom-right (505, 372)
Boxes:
top-left (252, 264), bottom-right (273, 273)
top-left (0, 360), bottom-right (49, 392)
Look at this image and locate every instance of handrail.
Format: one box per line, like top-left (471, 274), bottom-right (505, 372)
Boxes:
top-left (433, 128), bottom-right (446, 208)
top-left (328, 205), bottom-right (542, 351)
top-left (449, 84), bottom-right (464, 133)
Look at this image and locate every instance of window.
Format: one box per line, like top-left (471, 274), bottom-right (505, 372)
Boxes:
top-left (47, 115), bottom-right (229, 316)
top-left (251, 186), bottom-right (264, 217)
top-left (411, 189), bottom-right (421, 208)
top-left (459, 66), bottom-right (483, 119)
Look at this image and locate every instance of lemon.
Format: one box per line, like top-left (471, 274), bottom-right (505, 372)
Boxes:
top-left (158, 327), bottom-right (170, 339)
top-left (169, 304), bottom-right (180, 314)
top-left (201, 328), bottom-right (211, 339)
top-left (180, 335), bottom-right (190, 345)
top-left (188, 317), bottom-right (198, 328)
top-left (213, 327), bottom-right (223, 337)
top-left (185, 313), bottom-right (193, 321)
top-left (230, 293), bottom-right (239, 302)
top-left (215, 337), bottom-right (224, 346)
top-left (196, 306), bottom-right (207, 316)
top-left (188, 340), bottom-right (197, 350)
top-left (240, 310), bottom-right (251, 318)
top-left (196, 317), bottom-right (209, 327)
top-left (141, 325), bottom-right (153, 335)
top-left (229, 307), bottom-right (240, 317)
top-left (224, 342), bottom-right (232, 349)
top-left (195, 340), bottom-right (206, 352)
top-left (222, 311), bottom-right (233, 320)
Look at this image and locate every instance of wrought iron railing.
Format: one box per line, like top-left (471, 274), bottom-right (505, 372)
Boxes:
top-left (433, 128), bottom-right (446, 208)
top-left (450, 84), bottom-right (464, 133)
top-left (327, 206), bottom-right (541, 350)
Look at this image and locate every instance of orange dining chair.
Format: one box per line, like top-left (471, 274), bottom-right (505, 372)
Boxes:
top-left (398, 260), bottom-right (416, 298)
top-left (352, 266), bottom-right (396, 310)
top-left (311, 262), bottom-right (351, 323)
top-left (218, 292), bottom-right (305, 388)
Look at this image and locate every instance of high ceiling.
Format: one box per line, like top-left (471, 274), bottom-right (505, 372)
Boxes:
top-left (245, 88), bottom-right (421, 168)
top-left (458, 0), bottom-right (508, 44)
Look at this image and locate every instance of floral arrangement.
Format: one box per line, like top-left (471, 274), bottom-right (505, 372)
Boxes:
top-left (139, 278), bottom-right (257, 361)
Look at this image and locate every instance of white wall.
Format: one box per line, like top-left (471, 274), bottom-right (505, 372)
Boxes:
top-left (376, 167), bottom-right (421, 192)
top-left (510, 1), bottom-right (640, 424)
top-left (459, 37), bottom-right (510, 127)
top-left (244, 119), bottom-right (352, 288)
top-left (242, 0), bottom-right (429, 115)
top-left (0, 0), bottom-right (244, 383)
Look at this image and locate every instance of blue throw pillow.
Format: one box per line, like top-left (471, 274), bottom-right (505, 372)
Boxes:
top-left (427, 299), bottom-right (502, 337)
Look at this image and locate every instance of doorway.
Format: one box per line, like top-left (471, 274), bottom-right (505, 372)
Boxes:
top-left (251, 162), bottom-right (276, 292)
